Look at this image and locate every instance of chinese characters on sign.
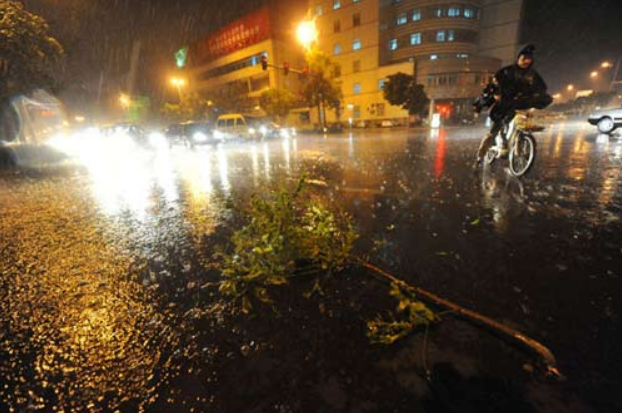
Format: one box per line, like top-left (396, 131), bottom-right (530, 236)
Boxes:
top-left (192, 7), bottom-right (271, 64)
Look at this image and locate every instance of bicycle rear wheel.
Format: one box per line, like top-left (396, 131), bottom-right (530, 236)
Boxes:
top-left (509, 133), bottom-right (536, 177)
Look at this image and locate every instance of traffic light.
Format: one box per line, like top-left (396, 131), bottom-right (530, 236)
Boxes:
top-left (283, 61), bottom-right (290, 76)
top-left (261, 55), bottom-right (268, 71)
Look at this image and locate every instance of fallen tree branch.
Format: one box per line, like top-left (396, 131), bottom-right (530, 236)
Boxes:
top-left (356, 257), bottom-right (563, 380)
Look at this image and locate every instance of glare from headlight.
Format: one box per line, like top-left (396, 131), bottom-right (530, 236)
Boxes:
top-left (280, 129), bottom-right (290, 138)
top-left (214, 130), bottom-right (224, 141)
top-left (149, 132), bottom-right (166, 148)
top-left (193, 132), bottom-right (208, 142)
top-left (248, 127), bottom-right (256, 135)
top-left (259, 125), bottom-right (268, 136)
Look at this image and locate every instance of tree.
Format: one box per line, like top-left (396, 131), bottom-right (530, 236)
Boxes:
top-left (259, 88), bottom-right (298, 122)
top-left (0, 1), bottom-right (64, 105)
top-left (383, 72), bottom-right (429, 117)
top-left (161, 92), bottom-right (213, 121)
top-left (300, 50), bottom-right (342, 128)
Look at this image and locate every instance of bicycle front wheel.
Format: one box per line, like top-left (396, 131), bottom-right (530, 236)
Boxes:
top-left (509, 133), bottom-right (536, 177)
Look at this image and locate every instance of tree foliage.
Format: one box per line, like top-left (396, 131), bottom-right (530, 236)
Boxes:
top-left (259, 88), bottom-right (298, 121)
top-left (219, 177), bottom-right (357, 312)
top-left (0, 1), bottom-right (64, 104)
top-left (161, 93), bottom-right (213, 122)
top-left (383, 72), bottom-right (429, 116)
top-left (300, 50), bottom-right (342, 122)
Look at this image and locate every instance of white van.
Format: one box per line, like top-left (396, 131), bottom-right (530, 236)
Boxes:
top-left (215, 114), bottom-right (252, 140)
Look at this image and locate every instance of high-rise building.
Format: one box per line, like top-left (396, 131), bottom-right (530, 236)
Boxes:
top-left (313, 0), bottom-right (524, 123)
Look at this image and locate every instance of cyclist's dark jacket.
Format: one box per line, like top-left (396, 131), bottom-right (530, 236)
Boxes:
top-left (476, 64), bottom-right (552, 122)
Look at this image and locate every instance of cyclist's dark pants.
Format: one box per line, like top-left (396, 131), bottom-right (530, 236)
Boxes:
top-left (477, 119), bottom-right (505, 160)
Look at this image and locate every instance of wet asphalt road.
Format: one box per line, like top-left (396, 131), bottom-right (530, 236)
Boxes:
top-left (0, 121), bottom-right (621, 412)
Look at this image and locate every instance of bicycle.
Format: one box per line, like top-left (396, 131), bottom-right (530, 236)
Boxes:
top-left (484, 110), bottom-right (545, 177)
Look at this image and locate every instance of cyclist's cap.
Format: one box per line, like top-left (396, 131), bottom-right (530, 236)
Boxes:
top-left (518, 44), bottom-right (536, 59)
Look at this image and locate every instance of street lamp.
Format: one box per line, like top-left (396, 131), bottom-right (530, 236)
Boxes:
top-left (119, 93), bottom-right (131, 109)
top-left (170, 77), bottom-right (187, 101)
top-left (567, 84), bottom-right (574, 92)
top-left (296, 19), bottom-right (318, 51)
top-left (602, 61), bottom-right (613, 69)
top-left (590, 71), bottom-right (599, 79)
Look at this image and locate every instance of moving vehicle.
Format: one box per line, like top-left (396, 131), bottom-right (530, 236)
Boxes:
top-left (100, 123), bottom-right (151, 147)
top-left (484, 111), bottom-right (545, 177)
top-left (164, 121), bottom-right (217, 148)
top-left (588, 107), bottom-right (622, 134)
top-left (215, 114), bottom-right (294, 140)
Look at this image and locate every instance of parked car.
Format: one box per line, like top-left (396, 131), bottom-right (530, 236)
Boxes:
top-left (587, 106), bottom-right (622, 133)
top-left (164, 121), bottom-right (217, 148)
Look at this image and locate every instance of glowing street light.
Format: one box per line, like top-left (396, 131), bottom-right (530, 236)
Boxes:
top-left (601, 61), bottom-right (613, 69)
top-left (119, 93), bottom-right (131, 109)
top-left (296, 19), bottom-right (318, 51)
top-left (590, 71), bottom-right (599, 79)
top-left (566, 84), bottom-right (574, 92)
top-left (170, 77), bottom-right (187, 100)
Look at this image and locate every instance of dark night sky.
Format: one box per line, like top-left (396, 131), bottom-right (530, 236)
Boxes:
top-left (521, 0), bottom-right (622, 94)
top-left (20, 0), bottom-right (622, 109)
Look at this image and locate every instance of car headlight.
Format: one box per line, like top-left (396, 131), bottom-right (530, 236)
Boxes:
top-left (248, 127), bottom-right (256, 135)
top-left (193, 132), bottom-right (208, 142)
top-left (280, 128), bottom-right (290, 138)
top-left (259, 125), bottom-right (268, 136)
top-left (214, 130), bottom-right (224, 140)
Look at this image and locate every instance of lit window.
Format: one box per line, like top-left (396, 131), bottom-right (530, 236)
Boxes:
top-left (334, 43), bottom-right (342, 55)
top-left (396, 12), bottom-right (407, 25)
top-left (436, 30), bottom-right (445, 42)
top-left (435, 8), bottom-right (443, 18)
top-left (448, 29), bottom-right (454, 41)
top-left (315, 5), bottom-right (323, 16)
top-left (412, 10), bottom-right (421, 21)
top-left (334, 0), bottom-right (340, 10)
top-left (410, 33), bottom-right (421, 45)
top-left (448, 7), bottom-right (460, 17)
top-left (353, 83), bottom-right (361, 94)
top-left (353, 0), bottom-right (359, 2)
top-left (379, 79), bottom-right (386, 90)
top-left (457, 53), bottom-right (469, 59)
top-left (430, 54), bottom-right (438, 60)
top-left (353, 39), bottom-right (361, 50)
top-left (389, 39), bottom-right (398, 51)
top-left (353, 105), bottom-right (361, 118)
top-left (464, 8), bottom-right (475, 18)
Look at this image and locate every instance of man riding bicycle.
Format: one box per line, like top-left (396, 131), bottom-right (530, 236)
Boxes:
top-left (473, 44), bottom-right (553, 169)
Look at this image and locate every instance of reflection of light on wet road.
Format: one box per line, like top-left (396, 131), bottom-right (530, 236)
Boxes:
top-left (433, 129), bottom-right (447, 178)
top-left (283, 137), bottom-right (291, 172)
top-left (0, 191), bottom-right (172, 412)
top-left (263, 142), bottom-right (271, 180)
top-left (217, 145), bottom-right (231, 194)
top-left (251, 143), bottom-right (260, 186)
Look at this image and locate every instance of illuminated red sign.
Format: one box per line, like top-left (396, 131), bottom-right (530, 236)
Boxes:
top-left (192, 7), bottom-right (271, 64)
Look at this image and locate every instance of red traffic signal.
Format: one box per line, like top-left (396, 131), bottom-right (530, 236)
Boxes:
top-left (283, 61), bottom-right (290, 76)
top-left (261, 55), bottom-right (268, 71)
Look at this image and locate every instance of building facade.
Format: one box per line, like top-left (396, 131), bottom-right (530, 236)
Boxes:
top-left (187, 1), bottom-right (308, 120)
top-left (188, 0), bottom-right (523, 125)
top-left (313, 0), bottom-right (524, 123)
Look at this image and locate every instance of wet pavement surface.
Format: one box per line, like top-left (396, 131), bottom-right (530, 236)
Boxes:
top-left (0, 122), bottom-right (621, 412)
